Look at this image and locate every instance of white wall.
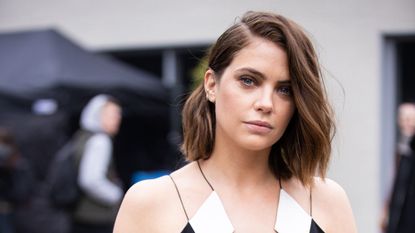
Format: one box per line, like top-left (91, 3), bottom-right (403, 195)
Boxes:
top-left (1, 1), bottom-right (415, 232)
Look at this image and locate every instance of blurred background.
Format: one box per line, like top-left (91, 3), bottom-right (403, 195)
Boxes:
top-left (0, 0), bottom-right (414, 232)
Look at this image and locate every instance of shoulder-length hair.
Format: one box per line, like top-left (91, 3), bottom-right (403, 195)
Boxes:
top-left (181, 11), bottom-right (335, 186)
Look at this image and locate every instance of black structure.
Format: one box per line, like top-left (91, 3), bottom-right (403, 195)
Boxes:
top-left (0, 29), bottom-right (174, 186)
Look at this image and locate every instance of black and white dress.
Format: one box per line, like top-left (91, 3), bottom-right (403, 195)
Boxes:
top-left (169, 163), bottom-right (324, 233)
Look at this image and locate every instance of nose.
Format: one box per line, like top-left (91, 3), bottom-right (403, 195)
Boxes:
top-left (254, 88), bottom-right (273, 113)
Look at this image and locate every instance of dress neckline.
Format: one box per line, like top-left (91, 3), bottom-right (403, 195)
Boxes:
top-left (168, 161), bottom-right (325, 233)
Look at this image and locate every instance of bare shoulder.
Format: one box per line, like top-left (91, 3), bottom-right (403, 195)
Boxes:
top-left (312, 177), bottom-right (358, 233)
top-left (313, 177), bottom-right (348, 201)
top-left (120, 175), bottom-right (173, 210)
top-left (113, 175), bottom-right (185, 233)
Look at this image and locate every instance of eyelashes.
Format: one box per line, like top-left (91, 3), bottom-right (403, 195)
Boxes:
top-left (239, 75), bottom-right (256, 87)
top-left (238, 75), bottom-right (292, 96)
top-left (277, 86), bottom-right (292, 96)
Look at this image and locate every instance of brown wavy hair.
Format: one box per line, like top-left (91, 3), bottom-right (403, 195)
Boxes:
top-left (181, 11), bottom-right (335, 186)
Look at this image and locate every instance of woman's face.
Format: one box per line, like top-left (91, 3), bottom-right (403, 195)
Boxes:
top-left (101, 102), bottom-right (122, 136)
top-left (205, 36), bottom-right (295, 152)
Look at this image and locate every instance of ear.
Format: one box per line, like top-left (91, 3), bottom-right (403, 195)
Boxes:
top-left (204, 69), bottom-right (217, 103)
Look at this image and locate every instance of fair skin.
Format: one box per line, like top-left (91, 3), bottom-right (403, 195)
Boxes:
top-left (101, 101), bottom-right (122, 136)
top-left (113, 36), bottom-right (357, 233)
top-left (398, 103), bottom-right (415, 137)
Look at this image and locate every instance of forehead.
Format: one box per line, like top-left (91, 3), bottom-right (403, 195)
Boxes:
top-left (103, 101), bottom-right (121, 111)
top-left (225, 36), bottom-right (289, 79)
top-left (400, 105), bottom-right (415, 117)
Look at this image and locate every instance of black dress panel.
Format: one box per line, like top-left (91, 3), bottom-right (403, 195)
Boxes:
top-left (310, 220), bottom-right (324, 233)
top-left (181, 223), bottom-right (196, 233)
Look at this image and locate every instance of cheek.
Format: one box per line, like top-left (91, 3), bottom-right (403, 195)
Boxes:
top-left (111, 117), bottom-right (121, 128)
top-left (285, 102), bottom-right (296, 119)
top-left (215, 86), bottom-right (247, 120)
top-left (274, 101), bottom-right (296, 130)
top-left (103, 115), bottom-right (120, 131)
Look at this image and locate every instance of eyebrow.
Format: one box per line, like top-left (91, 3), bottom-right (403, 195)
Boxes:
top-left (236, 67), bottom-right (291, 84)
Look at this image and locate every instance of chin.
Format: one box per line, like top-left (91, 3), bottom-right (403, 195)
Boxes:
top-left (239, 136), bottom-right (279, 151)
top-left (241, 141), bottom-right (274, 152)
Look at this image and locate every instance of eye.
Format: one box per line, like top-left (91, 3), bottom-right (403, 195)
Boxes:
top-left (277, 86), bottom-right (292, 96)
top-left (239, 75), bottom-right (256, 87)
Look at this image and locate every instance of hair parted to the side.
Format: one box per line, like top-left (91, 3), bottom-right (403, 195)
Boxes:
top-left (181, 11), bottom-right (335, 186)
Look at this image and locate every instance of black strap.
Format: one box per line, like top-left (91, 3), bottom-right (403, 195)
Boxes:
top-left (279, 177), bottom-right (313, 217)
top-left (169, 175), bottom-right (190, 221)
top-left (310, 186), bottom-right (313, 217)
top-left (197, 160), bottom-right (214, 191)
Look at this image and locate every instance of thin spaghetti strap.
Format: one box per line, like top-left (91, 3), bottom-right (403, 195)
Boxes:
top-left (168, 175), bottom-right (190, 221)
top-left (197, 160), bottom-right (214, 191)
top-left (309, 187), bottom-right (313, 216)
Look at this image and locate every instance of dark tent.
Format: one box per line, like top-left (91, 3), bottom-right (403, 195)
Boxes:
top-left (0, 29), bottom-right (177, 187)
top-left (0, 28), bottom-right (167, 113)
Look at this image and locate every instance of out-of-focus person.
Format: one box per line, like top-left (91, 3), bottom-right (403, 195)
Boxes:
top-left (71, 94), bottom-right (124, 233)
top-left (0, 128), bottom-right (34, 233)
top-left (382, 102), bottom-right (415, 233)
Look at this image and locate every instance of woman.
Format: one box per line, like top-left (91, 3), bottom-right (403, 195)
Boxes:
top-left (114, 11), bottom-right (357, 233)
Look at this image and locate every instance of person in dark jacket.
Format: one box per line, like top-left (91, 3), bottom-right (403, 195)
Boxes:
top-left (382, 102), bottom-right (415, 233)
top-left (0, 128), bottom-right (34, 233)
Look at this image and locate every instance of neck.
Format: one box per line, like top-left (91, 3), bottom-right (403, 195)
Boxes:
top-left (201, 142), bottom-right (276, 191)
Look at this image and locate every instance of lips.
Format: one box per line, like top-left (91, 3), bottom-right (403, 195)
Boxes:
top-left (246, 120), bottom-right (273, 128)
top-left (244, 120), bottom-right (274, 134)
